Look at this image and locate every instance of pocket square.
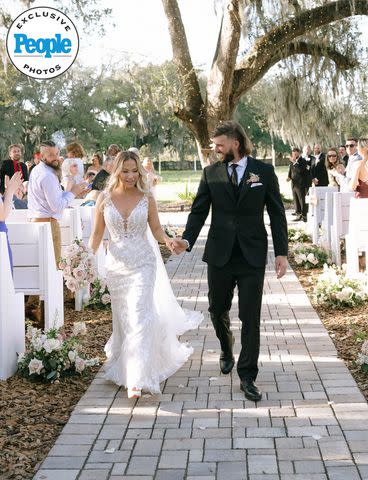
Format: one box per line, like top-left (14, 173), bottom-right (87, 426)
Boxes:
top-left (250, 182), bottom-right (263, 188)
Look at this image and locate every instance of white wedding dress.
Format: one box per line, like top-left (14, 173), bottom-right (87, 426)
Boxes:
top-left (102, 193), bottom-right (203, 393)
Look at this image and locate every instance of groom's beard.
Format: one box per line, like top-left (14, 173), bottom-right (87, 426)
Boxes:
top-left (223, 150), bottom-right (235, 164)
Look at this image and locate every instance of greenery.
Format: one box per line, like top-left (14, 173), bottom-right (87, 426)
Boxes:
top-left (315, 265), bottom-right (368, 309)
top-left (177, 181), bottom-right (197, 203)
top-left (17, 323), bottom-right (99, 383)
top-left (292, 244), bottom-right (331, 269)
top-left (288, 228), bottom-right (312, 244)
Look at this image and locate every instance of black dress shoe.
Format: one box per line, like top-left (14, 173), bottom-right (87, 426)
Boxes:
top-left (240, 379), bottom-right (262, 402)
top-left (220, 354), bottom-right (235, 374)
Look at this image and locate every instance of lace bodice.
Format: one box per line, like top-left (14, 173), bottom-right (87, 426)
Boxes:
top-left (104, 194), bottom-right (149, 241)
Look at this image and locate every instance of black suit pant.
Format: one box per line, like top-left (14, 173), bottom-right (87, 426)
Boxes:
top-left (207, 254), bottom-right (265, 381)
top-left (292, 184), bottom-right (307, 217)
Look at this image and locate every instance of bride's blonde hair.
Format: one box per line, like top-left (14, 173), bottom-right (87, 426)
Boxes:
top-left (104, 150), bottom-right (149, 197)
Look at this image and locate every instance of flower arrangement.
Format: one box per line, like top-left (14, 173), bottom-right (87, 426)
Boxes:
top-left (88, 277), bottom-right (111, 309)
top-left (288, 228), bottom-right (312, 244)
top-left (59, 239), bottom-right (97, 292)
top-left (17, 322), bottom-right (99, 382)
top-left (356, 339), bottom-right (368, 374)
top-left (292, 244), bottom-right (331, 268)
top-left (315, 264), bottom-right (368, 308)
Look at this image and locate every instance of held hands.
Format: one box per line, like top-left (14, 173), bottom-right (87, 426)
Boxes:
top-left (275, 255), bottom-right (288, 279)
top-left (172, 237), bottom-right (188, 255)
top-left (71, 181), bottom-right (89, 197)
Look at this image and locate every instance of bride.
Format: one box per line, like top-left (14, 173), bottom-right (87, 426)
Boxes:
top-left (89, 150), bottom-right (202, 398)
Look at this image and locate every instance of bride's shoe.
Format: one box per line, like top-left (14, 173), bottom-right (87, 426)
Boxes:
top-left (127, 387), bottom-right (142, 399)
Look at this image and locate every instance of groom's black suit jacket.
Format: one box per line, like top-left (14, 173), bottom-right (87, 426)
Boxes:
top-left (182, 157), bottom-right (288, 268)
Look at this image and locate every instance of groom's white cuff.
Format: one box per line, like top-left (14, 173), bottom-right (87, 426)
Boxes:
top-left (182, 239), bottom-right (190, 250)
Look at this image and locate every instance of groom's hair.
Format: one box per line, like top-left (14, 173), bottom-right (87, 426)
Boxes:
top-left (212, 121), bottom-right (252, 157)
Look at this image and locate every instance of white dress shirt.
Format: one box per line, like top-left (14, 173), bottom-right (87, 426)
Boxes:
top-left (28, 161), bottom-right (75, 220)
top-left (228, 156), bottom-right (248, 184)
top-left (336, 152), bottom-right (362, 192)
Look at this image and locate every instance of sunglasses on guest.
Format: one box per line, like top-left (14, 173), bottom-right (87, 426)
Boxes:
top-left (345, 143), bottom-right (356, 148)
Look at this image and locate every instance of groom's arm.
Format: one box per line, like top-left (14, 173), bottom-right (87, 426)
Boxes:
top-left (265, 165), bottom-right (288, 258)
top-left (181, 167), bottom-right (212, 252)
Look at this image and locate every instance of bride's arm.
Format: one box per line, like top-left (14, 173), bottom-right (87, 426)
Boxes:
top-left (148, 195), bottom-right (173, 249)
top-left (89, 194), bottom-right (106, 253)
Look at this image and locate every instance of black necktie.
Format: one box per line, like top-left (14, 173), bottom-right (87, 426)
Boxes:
top-left (230, 164), bottom-right (238, 188)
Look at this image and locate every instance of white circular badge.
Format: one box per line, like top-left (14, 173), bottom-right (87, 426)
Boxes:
top-left (6, 6), bottom-right (79, 80)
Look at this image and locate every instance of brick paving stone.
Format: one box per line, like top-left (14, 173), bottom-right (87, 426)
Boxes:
top-left (127, 456), bottom-right (158, 475)
top-left (33, 471), bottom-right (79, 480)
top-left (32, 222), bottom-right (368, 480)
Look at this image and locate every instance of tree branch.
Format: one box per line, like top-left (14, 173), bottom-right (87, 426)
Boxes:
top-left (160, 0), bottom-right (205, 124)
top-left (232, 0), bottom-right (368, 102)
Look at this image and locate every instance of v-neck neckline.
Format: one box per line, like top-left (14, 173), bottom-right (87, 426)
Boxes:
top-left (110, 194), bottom-right (145, 222)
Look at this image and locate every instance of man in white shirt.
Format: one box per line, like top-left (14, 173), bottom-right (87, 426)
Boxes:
top-left (28, 141), bottom-right (86, 265)
top-left (335, 137), bottom-right (362, 192)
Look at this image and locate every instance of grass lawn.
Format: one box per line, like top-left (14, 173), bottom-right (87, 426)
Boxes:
top-left (156, 165), bottom-right (292, 203)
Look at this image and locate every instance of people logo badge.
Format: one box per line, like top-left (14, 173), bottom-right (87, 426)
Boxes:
top-left (6, 6), bottom-right (79, 80)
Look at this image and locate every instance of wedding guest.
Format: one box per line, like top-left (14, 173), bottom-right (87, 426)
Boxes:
top-left (65, 142), bottom-right (85, 183)
top-left (302, 145), bottom-right (314, 170)
top-left (87, 152), bottom-right (103, 174)
top-left (128, 147), bottom-right (140, 157)
top-left (310, 143), bottom-right (328, 186)
top-left (287, 147), bottom-right (310, 222)
top-left (28, 141), bottom-right (86, 265)
top-left (349, 138), bottom-right (368, 198)
top-left (338, 145), bottom-right (349, 167)
top-left (29, 150), bottom-right (42, 176)
top-left (173, 121), bottom-right (288, 402)
top-left (0, 171), bottom-right (23, 272)
top-left (91, 157), bottom-right (114, 192)
top-left (0, 144), bottom-right (28, 194)
top-left (89, 150), bottom-right (202, 398)
top-left (334, 137), bottom-right (362, 192)
top-left (326, 147), bottom-right (345, 188)
top-left (142, 157), bottom-right (161, 199)
top-left (106, 144), bottom-right (121, 161)
top-left (61, 158), bottom-right (82, 191)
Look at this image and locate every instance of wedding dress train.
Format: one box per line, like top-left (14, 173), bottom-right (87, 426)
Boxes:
top-left (102, 194), bottom-right (202, 393)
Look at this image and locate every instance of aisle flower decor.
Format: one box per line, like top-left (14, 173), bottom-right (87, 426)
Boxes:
top-left (356, 339), bottom-right (368, 374)
top-left (88, 277), bottom-right (111, 309)
top-left (315, 264), bottom-right (368, 308)
top-left (292, 244), bottom-right (331, 269)
top-left (59, 239), bottom-right (97, 310)
top-left (17, 322), bottom-right (100, 382)
top-left (288, 228), bottom-right (311, 244)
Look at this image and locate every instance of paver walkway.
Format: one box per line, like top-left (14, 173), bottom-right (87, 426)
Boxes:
top-left (34, 213), bottom-right (368, 480)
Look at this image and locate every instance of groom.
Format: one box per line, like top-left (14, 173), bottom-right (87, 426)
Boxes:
top-left (173, 121), bottom-right (288, 402)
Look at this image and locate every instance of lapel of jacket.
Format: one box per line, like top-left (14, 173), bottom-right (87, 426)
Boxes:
top-left (237, 156), bottom-right (256, 205)
top-left (217, 162), bottom-right (237, 203)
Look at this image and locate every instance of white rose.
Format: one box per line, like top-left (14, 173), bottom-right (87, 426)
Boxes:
top-left (66, 278), bottom-right (77, 292)
top-left (341, 286), bottom-right (354, 299)
top-left (28, 358), bottom-right (43, 375)
top-left (300, 253), bottom-right (307, 261)
top-left (294, 255), bottom-right (303, 265)
top-left (68, 350), bottom-right (77, 362)
top-left (101, 293), bottom-right (111, 305)
top-left (43, 338), bottom-right (61, 353)
top-left (72, 322), bottom-right (87, 336)
top-left (306, 253), bottom-right (315, 263)
top-left (75, 356), bottom-right (86, 373)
